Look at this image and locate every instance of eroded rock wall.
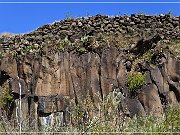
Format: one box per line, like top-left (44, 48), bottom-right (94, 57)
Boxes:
top-left (1, 47), bottom-right (179, 117)
top-left (0, 14), bottom-right (179, 127)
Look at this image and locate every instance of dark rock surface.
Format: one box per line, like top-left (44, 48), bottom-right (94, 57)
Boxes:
top-left (0, 14), bottom-right (179, 52)
top-left (0, 14), bottom-right (179, 127)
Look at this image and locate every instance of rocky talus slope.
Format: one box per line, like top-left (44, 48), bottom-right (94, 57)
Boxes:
top-left (0, 14), bottom-right (179, 127)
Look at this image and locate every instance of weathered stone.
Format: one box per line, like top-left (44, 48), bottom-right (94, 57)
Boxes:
top-left (117, 60), bottom-right (127, 87)
top-left (78, 22), bottom-right (83, 27)
top-left (100, 48), bottom-right (119, 97)
top-left (168, 81), bottom-right (180, 102)
top-left (167, 91), bottom-right (178, 105)
top-left (166, 55), bottom-right (180, 82)
top-left (10, 77), bottom-right (27, 96)
top-left (38, 95), bottom-right (65, 114)
top-left (131, 34), bottom-right (161, 56)
top-left (0, 14), bottom-right (179, 127)
top-left (150, 67), bottom-right (165, 94)
top-left (144, 71), bottom-right (152, 85)
top-left (138, 84), bottom-right (163, 117)
top-left (125, 61), bottom-right (132, 72)
top-left (0, 56), bottom-right (18, 78)
top-left (14, 98), bottom-right (29, 126)
top-left (125, 98), bottom-right (146, 117)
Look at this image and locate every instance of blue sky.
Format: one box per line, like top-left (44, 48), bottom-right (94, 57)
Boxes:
top-left (0, 0), bottom-right (180, 34)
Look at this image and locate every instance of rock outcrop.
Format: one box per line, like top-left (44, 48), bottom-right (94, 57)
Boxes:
top-left (0, 14), bottom-right (179, 128)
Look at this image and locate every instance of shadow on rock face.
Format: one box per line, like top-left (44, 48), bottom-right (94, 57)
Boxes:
top-left (0, 71), bottom-right (10, 86)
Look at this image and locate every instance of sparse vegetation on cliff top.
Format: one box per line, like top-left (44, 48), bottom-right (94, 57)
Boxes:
top-left (0, 14), bottom-right (179, 134)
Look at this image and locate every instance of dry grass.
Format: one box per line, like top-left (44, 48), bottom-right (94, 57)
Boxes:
top-left (0, 90), bottom-right (179, 134)
top-left (168, 40), bottom-right (180, 58)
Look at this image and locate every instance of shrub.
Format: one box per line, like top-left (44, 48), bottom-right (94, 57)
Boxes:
top-left (56, 36), bottom-right (74, 51)
top-left (124, 105), bottom-right (180, 133)
top-left (0, 88), bottom-right (13, 108)
top-left (77, 47), bottom-right (87, 54)
top-left (127, 72), bottom-right (145, 93)
top-left (168, 40), bottom-right (180, 58)
top-left (80, 35), bottom-right (89, 43)
top-left (161, 105), bottom-right (180, 132)
top-left (0, 51), bottom-right (4, 58)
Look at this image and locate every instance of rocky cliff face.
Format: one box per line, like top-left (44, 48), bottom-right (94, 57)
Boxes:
top-left (0, 14), bottom-right (179, 127)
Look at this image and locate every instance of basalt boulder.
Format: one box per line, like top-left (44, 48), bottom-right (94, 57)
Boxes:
top-left (0, 14), bottom-right (179, 127)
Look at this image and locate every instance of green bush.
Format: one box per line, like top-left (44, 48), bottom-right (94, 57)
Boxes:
top-left (127, 72), bottom-right (145, 93)
top-left (0, 88), bottom-right (13, 108)
top-left (56, 36), bottom-right (72, 51)
top-left (0, 51), bottom-right (4, 58)
top-left (124, 105), bottom-right (180, 133)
